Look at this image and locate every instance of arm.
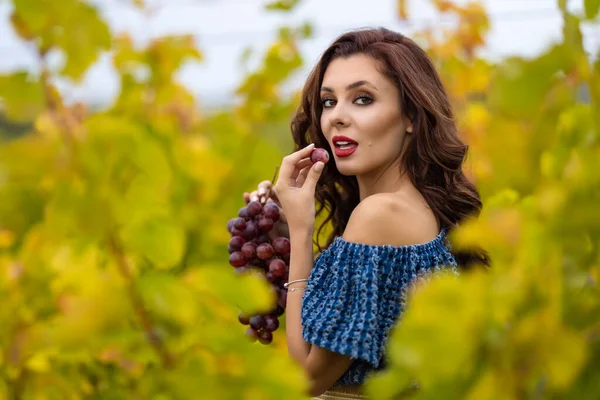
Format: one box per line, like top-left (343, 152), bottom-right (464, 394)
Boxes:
top-left (271, 144), bottom-right (350, 396)
top-left (286, 228), bottom-right (355, 397)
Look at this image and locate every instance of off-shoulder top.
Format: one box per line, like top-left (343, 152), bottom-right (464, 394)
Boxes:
top-left (300, 229), bottom-right (458, 386)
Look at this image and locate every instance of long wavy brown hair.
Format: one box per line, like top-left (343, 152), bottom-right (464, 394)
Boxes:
top-left (290, 27), bottom-right (489, 269)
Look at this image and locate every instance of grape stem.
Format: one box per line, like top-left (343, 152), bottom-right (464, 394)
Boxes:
top-left (263, 165), bottom-right (280, 205)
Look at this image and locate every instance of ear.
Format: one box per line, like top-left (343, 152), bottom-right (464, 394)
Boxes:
top-left (403, 114), bottom-right (413, 133)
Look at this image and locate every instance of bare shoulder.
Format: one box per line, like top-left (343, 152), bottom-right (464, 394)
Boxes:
top-left (342, 193), bottom-right (439, 247)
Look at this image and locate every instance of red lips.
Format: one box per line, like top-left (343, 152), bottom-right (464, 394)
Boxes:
top-left (332, 135), bottom-right (358, 158)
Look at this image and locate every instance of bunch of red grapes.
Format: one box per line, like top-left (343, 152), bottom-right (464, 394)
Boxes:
top-left (226, 147), bottom-right (329, 345)
top-left (227, 200), bottom-right (290, 345)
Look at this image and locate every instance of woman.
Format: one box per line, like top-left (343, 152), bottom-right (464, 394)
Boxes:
top-left (246, 27), bottom-right (488, 399)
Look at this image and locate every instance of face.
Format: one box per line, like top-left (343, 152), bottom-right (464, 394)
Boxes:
top-left (319, 53), bottom-right (412, 176)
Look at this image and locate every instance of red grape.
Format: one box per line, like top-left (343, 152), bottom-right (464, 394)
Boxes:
top-left (238, 207), bottom-right (250, 220)
top-left (229, 252), bottom-right (247, 268)
top-left (229, 236), bottom-right (246, 251)
top-left (272, 305), bottom-right (285, 317)
top-left (233, 217), bottom-right (247, 231)
top-left (256, 243), bottom-right (274, 260)
top-left (238, 312), bottom-right (250, 325)
top-left (265, 271), bottom-right (278, 283)
top-left (241, 242), bottom-right (257, 259)
top-left (278, 289), bottom-right (288, 308)
top-left (247, 201), bottom-right (263, 217)
top-left (254, 232), bottom-right (270, 244)
top-left (258, 216), bottom-right (274, 232)
top-left (249, 315), bottom-right (265, 330)
top-left (243, 220), bottom-right (258, 240)
top-left (272, 237), bottom-right (290, 256)
top-left (263, 203), bottom-right (280, 221)
top-left (258, 330), bottom-right (273, 345)
top-left (227, 218), bottom-right (236, 233)
top-left (245, 327), bottom-right (258, 342)
top-left (310, 148), bottom-right (330, 164)
top-left (227, 243), bottom-right (237, 254)
top-left (269, 259), bottom-right (286, 277)
top-left (264, 315), bottom-right (280, 333)
top-left (228, 190), bottom-right (293, 345)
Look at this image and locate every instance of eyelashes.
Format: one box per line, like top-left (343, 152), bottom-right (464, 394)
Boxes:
top-left (354, 95), bottom-right (373, 105)
top-left (321, 94), bottom-right (374, 108)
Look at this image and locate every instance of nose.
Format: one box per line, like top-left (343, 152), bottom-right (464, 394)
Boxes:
top-left (327, 103), bottom-right (350, 129)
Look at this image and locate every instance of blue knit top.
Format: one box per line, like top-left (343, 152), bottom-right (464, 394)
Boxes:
top-left (300, 229), bottom-right (458, 386)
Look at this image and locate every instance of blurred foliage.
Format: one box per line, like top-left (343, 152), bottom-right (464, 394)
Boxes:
top-left (365, 1), bottom-right (600, 400)
top-left (0, 0), bottom-right (598, 399)
top-left (0, 0), bottom-right (309, 398)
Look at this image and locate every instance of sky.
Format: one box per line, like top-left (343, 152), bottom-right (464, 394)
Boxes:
top-left (0, 0), bottom-right (598, 108)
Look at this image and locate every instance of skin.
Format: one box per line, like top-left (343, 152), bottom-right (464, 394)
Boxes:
top-left (320, 53), bottom-right (413, 200)
top-left (270, 53), bottom-right (441, 397)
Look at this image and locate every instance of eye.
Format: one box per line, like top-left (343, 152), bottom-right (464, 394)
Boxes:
top-left (321, 98), bottom-right (336, 108)
top-left (354, 95), bottom-right (373, 105)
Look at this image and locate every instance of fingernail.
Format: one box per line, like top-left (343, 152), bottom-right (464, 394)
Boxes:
top-left (306, 143), bottom-right (315, 149)
top-left (315, 162), bottom-right (324, 172)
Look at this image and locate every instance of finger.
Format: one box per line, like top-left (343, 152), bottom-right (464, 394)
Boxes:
top-left (290, 158), bottom-right (313, 180)
top-left (303, 161), bottom-right (325, 192)
top-left (249, 190), bottom-right (259, 202)
top-left (295, 165), bottom-right (311, 187)
top-left (243, 192), bottom-right (250, 204)
top-left (269, 189), bottom-right (280, 205)
top-left (279, 209), bottom-right (287, 224)
top-left (278, 143), bottom-right (314, 183)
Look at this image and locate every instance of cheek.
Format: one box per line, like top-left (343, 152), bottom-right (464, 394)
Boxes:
top-left (320, 114), bottom-right (331, 137)
top-left (356, 107), bottom-right (399, 139)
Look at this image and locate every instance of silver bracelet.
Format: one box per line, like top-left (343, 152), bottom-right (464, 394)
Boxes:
top-left (283, 278), bottom-right (308, 289)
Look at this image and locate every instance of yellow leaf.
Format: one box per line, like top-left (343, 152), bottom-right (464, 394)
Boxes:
top-left (0, 230), bottom-right (15, 248)
top-left (25, 350), bottom-right (56, 373)
top-left (0, 72), bottom-right (44, 122)
top-left (397, 0), bottom-right (408, 20)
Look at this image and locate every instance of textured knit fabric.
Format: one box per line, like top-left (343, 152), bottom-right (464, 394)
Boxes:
top-left (301, 229), bottom-right (458, 386)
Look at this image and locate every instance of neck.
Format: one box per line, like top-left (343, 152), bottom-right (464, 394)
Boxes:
top-left (356, 158), bottom-right (414, 201)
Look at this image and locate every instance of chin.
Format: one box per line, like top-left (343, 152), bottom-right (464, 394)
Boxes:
top-left (334, 162), bottom-right (362, 177)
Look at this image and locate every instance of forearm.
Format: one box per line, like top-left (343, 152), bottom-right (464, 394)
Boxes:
top-left (285, 227), bottom-right (314, 369)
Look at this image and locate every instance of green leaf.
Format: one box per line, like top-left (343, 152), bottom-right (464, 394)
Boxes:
top-left (12, 0), bottom-right (111, 80)
top-left (186, 265), bottom-right (275, 316)
top-left (121, 215), bottom-right (186, 268)
top-left (488, 44), bottom-right (575, 118)
top-left (264, 0), bottom-right (301, 12)
top-left (0, 72), bottom-right (44, 122)
top-left (584, 0), bottom-right (600, 19)
top-left (137, 271), bottom-right (197, 326)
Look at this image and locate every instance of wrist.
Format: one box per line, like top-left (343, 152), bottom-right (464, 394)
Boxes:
top-left (289, 225), bottom-right (314, 241)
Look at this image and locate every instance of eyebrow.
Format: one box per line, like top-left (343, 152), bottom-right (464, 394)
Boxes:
top-left (320, 80), bottom-right (378, 93)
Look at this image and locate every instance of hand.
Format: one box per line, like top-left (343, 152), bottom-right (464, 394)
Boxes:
top-left (272, 143), bottom-right (325, 234)
top-left (243, 180), bottom-right (290, 239)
